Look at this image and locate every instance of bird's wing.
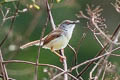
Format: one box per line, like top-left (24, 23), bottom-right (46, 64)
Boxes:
top-left (20, 29), bottom-right (63, 49)
top-left (43, 29), bottom-right (63, 45)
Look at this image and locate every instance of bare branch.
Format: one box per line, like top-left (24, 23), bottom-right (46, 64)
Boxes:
top-left (60, 50), bottom-right (68, 80)
top-left (76, 5), bottom-right (120, 78)
top-left (3, 60), bottom-right (77, 80)
top-left (111, 53), bottom-right (120, 57)
top-left (45, 0), bottom-right (68, 80)
top-left (34, 16), bottom-right (49, 80)
top-left (0, 49), bottom-right (9, 80)
top-left (50, 52), bottom-right (111, 80)
top-left (45, 0), bottom-right (56, 30)
top-left (101, 63), bottom-right (107, 80)
top-left (111, 0), bottom-right (120, 13)
top-left (71, 52), bottom-right (110, 71)
top-left (89, 58), bottom-right (104, 80)
top-left (0, 1), bottom-right (20, 47)
top-left (77, 5), bottom-right (120, 45)
top-left (67, 44), bottom-right (77, 66)
top-left (50, 70), bottom-right (79, 80)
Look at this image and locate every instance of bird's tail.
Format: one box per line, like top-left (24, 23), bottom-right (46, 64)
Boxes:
top-left (20, 40), bottom-right (43, 49)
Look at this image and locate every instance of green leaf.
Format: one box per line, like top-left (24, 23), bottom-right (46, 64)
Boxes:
top-left (0, 0), bottom-right (17, 5)
top-left (4, 0), bottom-right (17, 2)
top-left (33, 4), bottom-right (40, 10)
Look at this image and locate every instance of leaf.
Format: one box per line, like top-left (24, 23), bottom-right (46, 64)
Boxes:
top-left (0, 0), bottom-right (17, 5)
top-left (4, 0), bottom-right (17, 2)
top-left (33, 4), bottom-right (40, 10)
top-left (29, 4), bottom-right (40, 10)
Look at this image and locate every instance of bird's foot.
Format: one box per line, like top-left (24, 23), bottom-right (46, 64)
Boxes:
top-left (60, 56), bottom-right (66, 62)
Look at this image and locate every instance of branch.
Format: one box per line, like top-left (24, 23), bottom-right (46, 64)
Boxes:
top-left (111, 0), bottom-right (120, 13)
top-left (3, 60), bottom-right (77, 80)
top-left (45, 0), bottom-right (56, 30)
top-left (0, 74), bottom-right (15, 80)
top-left (45, 0), bottom-right (68, 80)
top-left (76, 5), bottom-right (120, 77)
top-left (94, 24), bottom-right (120, 79)
top-left (91, 16), bottom-right (119, 45)
top-left (50, 52), bottom-right (110, 80)
top-left (34, 16), bottom-right (49, 80)
top-left (71, 52), bottom-right (110, 71)
top-left (67, 44), bottom-right (77, 66)
top-left (0, 1), bottom-right (20, 47)
top-left (61, 50), bottom-right (68, 80)
top-left (0, 49), bottom-right (9, 80)
top-left (89, 58), bottom-right (103, 80)
top-left (94, 24), bottom-right (120, 80)
top-left (76, 43), bottom-right (108, 78)
top-left (51, 70), bottom-right (79, 80)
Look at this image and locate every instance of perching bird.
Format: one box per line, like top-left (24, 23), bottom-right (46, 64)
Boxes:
top-left (20, 20), bottom-right (79, 59)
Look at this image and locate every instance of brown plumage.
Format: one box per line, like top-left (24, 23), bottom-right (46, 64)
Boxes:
top-left (43, 29), bottom-right (63, 45)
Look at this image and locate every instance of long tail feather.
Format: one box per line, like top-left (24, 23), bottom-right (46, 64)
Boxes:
top-left (20, 40), bottom-right (43, 49)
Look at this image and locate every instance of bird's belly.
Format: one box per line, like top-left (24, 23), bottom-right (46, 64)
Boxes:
top-left (43, 35), bottom-right (68, 50)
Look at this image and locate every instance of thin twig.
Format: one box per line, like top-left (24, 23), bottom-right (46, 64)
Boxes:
top-left (89, 58), bottom-right (103, 80)
top-left (69, 32), bottom-right (86, 75)
top-left (50, 70), bottom-right (78, 80)
top-left (93, 32), bottom-right (108, 53)
top-left (94, 24), bottom-right (120, 79)
top-left (0, 49), bottom-right (9, 80)
top-left (76, 43), bottom-right (108, 78)
top-left (61, 49), bottom-right (68, 80)
top-left (77, 8), bottom-right (120, 78)
top-left (24, 11), bottom-right (42, 38)
top-left (2, 60), bottom-right (78, 80)
top-left (67, 44), bottom-right (77, 66)
top-left (94, 25), bottom-right (120, 79)
top-left (0, 74), bottom-right (15, 80)
top-left (50, 71), bottom-right (69, 80)
top-left (101, 63), bottom-right (107, 80)
top-left (0, 8), bottom-right (10, 28)
top-left (45, 0), bottom-right (68, 80)
top-left (0, 1), bottom-right (20, 47)
top-left (0, 1), bottom-right (20, 80)
top-left (76, 32), bottom-right (87, 54)
top-left (71, 52), bottom-right (110, 71)
top-left (45, 0), bottom-right (56, 30)
top-left (49, 52), bottom-right (110, 80)
top-left (34, 17), bottom-right (49, 80)
top-left (76, 24), bottom-right (120, 78)
top-left (111, 53), bottom-right (120, 57)
top-left (94, 33), bottom-right (104, 48)
top-left (91, 16), bottom-right (114, 44)
top-left (94, 59), bottom-right (106, 80)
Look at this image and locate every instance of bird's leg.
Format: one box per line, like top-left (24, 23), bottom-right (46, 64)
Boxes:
top-left (59, 49), bottom-right (66, 62)
top-left (51, 47), bottom-right (66, 60)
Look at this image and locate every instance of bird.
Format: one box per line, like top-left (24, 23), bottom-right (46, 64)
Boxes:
top-left (20, 20), bottom-right (79, 59)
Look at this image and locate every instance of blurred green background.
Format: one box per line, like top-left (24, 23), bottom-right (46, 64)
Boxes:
top-left (0, 0), bottom-right (120, 80)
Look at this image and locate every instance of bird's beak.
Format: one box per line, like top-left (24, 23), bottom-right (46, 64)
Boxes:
top-left (71, 20), bottom-right (80, 24)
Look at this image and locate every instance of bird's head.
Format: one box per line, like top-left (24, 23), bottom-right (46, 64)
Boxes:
top-left (59, 20), bottom-right (79, 31)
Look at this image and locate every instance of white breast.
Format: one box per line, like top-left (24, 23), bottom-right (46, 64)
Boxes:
top-left (42, 35), bottom-right (69, 50)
